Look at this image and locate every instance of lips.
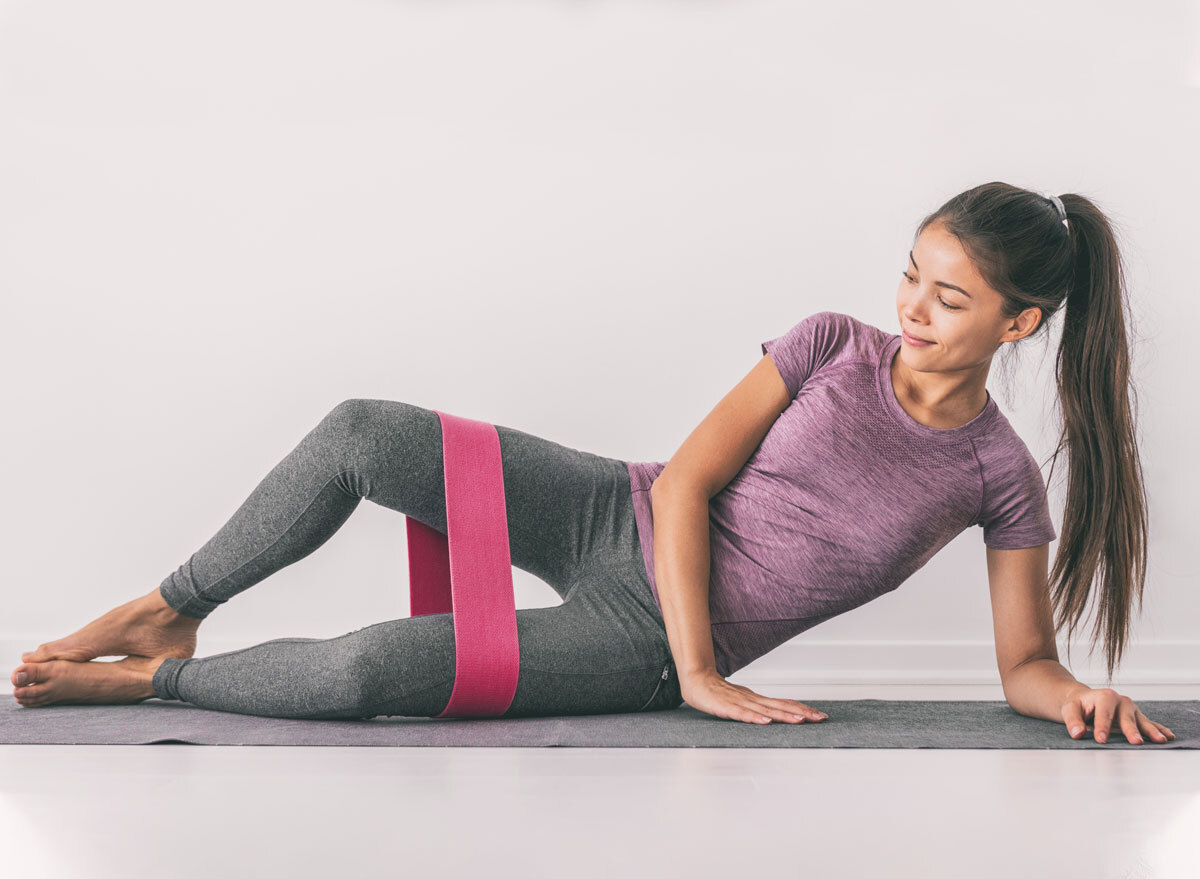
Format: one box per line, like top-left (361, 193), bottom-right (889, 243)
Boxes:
top-left (904, 330), bottom-right (933, 343)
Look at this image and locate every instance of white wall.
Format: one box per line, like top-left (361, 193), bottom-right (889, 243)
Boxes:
top-left (2, 0), bottom-right (1197, 692)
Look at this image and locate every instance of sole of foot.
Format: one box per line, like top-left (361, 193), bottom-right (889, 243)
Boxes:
top-left (11, 655), bottom-right (165, 707)
top-left (21, 588), bottom-right (202, 664)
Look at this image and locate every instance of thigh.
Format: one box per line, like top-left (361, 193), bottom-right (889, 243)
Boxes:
top-left (336, 398), bottom-right (637, 598)
top-left (355, 565), bottom-right (678, 719)
top-left (492, 419), bottom-right (639, 598)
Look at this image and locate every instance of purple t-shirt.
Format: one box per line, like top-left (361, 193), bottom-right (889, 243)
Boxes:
top-left (624, 310), bottom-right (1057, 678)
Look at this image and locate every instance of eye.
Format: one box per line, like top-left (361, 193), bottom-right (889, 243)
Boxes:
top-left (901, 271), bottom-right (961, 311)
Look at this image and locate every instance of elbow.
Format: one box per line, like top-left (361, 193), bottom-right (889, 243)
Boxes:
top-left (651, 474), bottom-right (710, 504)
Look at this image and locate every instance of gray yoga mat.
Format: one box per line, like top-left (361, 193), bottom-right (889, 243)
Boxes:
top-left (2, 698), bottom-right (1196, 748)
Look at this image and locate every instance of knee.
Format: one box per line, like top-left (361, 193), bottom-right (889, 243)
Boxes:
top-left (317, 398), bottom-right (392, 453)
top-left (324, 398), bottom-right (376, 431)
top-left (336, 628), bottom-right (394, 714)
top-left (343, 619), bottom-right (458, 718)
top-left (321, 397), bottom-right (440, 460)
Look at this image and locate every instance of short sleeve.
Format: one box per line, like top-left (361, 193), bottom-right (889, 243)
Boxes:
top-left (760, 310), bottom-right (844, 399)
top-left (977, 447), bottom-right (1058, 550)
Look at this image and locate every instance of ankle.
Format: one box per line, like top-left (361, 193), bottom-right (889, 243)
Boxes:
top-left (142, 588), bottom-right (194, 623)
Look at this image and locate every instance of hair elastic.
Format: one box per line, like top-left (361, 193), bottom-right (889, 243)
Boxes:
top-left (1040, 190), bottom-right (1069, 228)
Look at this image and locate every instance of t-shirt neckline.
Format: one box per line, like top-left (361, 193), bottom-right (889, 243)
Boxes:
top-left (876, 333), bottom-right (997, 440)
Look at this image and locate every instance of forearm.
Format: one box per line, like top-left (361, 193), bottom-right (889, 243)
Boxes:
top-left (1002, 658), bottom-right (1089, 722)
top-left (650, 482), bottom-right (719, 680)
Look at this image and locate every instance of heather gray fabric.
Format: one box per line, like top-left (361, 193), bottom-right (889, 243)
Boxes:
top-left (627, 310), bottom-right (1059, 678)
top-left (152, 399), bottom-right (682, 720)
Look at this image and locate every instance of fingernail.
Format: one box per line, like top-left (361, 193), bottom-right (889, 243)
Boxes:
top-left (15, 672), bottom-right (27, 685)
top-left (816, 713), bottom-right (828, 719)
top-left (1071, 726), bottom-right (1082, 736)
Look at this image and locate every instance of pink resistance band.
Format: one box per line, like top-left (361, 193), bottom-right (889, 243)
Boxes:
top-left (404, 410), bottom-right (520, 718)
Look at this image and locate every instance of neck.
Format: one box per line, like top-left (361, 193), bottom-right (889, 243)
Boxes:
top-left (891, 346), bottom-right (990, 428)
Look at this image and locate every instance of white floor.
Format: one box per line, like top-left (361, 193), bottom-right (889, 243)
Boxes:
top-left (3, 684), bottom-right (1198, 879)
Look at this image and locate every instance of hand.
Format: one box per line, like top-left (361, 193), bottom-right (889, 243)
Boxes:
top-left (1061, 685), bottom-right (1176, 744)
top-left (680, 669), bottom-right (827, 725)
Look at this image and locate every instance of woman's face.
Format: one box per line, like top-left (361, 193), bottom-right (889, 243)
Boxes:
top-left (894, 221), bottom-right (1037, 368)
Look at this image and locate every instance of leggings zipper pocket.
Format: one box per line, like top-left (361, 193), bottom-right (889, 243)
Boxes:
top-left (637, 662), bottom-right (671, 712)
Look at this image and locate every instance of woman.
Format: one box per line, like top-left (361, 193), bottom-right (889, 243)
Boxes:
top-left (10, 182), bottom-right (1176, 744)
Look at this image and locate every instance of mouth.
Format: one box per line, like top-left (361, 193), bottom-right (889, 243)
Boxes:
top-left (903, 330), bottom-right (934, 344)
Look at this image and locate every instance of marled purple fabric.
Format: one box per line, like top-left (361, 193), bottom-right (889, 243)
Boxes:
top-left (625, 311), bottom-right (1057, 678)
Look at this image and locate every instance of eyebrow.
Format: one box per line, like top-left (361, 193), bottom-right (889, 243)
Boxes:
top-left (909, 250), bottom-right (973, 299)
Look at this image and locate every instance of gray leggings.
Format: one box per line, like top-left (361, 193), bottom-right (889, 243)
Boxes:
top-left (150, 398), bottom-right (683, 719)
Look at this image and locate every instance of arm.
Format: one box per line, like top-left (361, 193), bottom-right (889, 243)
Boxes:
top-left (653, 472), bottom-right (828, 726)
top-left (650, 481), bottom-right (719, 678)
top-left (988, 543), bottom-right (1175, 744)
top-left (652, 353), bottom-right (792, 680)
top-left (987, 542), bottom-right (1088, 720)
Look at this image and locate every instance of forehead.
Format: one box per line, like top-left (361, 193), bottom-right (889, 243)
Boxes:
top-left (913, 226), bottom-right (987, 280)
top-left (915, 222), bottom-right (971, 263)
top-left (910, 223), bottom-right (1002, 302)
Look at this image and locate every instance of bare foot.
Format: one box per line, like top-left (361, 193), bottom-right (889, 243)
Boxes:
top-left (21, 588), bottom-right (201, 664)
top-left (10, 655), bottom-right (166, 707)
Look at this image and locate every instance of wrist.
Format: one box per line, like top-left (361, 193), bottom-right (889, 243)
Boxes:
top-left (1003, 659), bottom-right (1088, 723)
top-left (678, 666), bottom-right (721, 691)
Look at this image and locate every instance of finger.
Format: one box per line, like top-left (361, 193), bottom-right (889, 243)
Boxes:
top-left (751, 698), bottom-right (824, 724)
top-left (1148, 719), bottom-right (1176, 740)
top-left (751, 701), bottom-right (804, 724)
top-left (741, 702), bottom-right (775, 724)
top-left (1136, 713), bottom-right (1169, 743)
top-left (779, 700), bottom-right (827, 721)
top-left (1062, 701), bottom-right (1087, 739)
top-left (1093, 696), bottom-right (1117, 743)
top-left (1118, 705), bottom-right (1144, 744)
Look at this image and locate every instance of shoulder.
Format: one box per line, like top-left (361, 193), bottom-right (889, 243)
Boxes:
top-left (762, 310), bottom-right (887, 367)
top-left (971, 408), bottom-right (1044, 482)
top-left (970, 409), bottom-right (1057, 547)
top-left (760, 310), bottom-right (894, 398)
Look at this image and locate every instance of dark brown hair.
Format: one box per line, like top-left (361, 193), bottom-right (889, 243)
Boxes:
top-left (915, 181), bottom-right (1148, 681)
